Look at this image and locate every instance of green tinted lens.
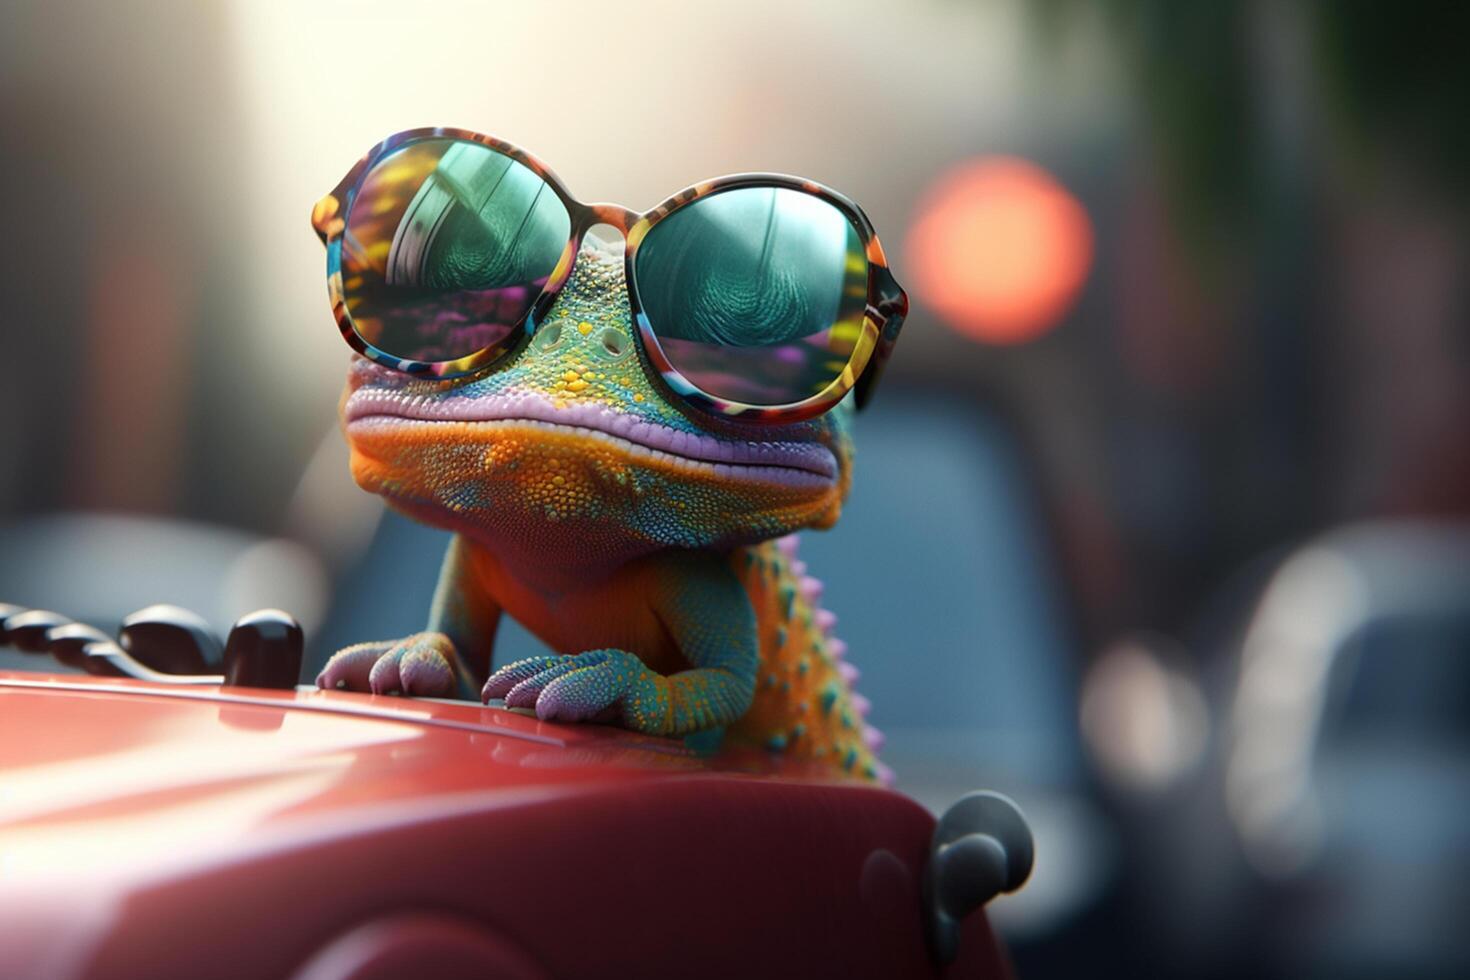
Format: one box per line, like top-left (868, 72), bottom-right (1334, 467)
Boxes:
top-left (633, 186), bottom-right (868, 407)
top-left (342, 138), bottom-right (571, 364)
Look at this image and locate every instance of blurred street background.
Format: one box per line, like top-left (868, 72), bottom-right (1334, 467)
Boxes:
top-left (2, 1), bottom-right (1467, 976)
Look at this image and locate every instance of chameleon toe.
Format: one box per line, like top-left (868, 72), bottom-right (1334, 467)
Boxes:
top-left (534, 670), bottom-right (621, 723)
top-left (533, 650), bottom-right (644, 724)
top-left (317, 641), bottom-right (393, 692)
top-left (504, 656), bottom-right (586, 708)
top-left (483, 655), bottom-right (566, 701)
top-left (398, 644), bottom-right (455, 696)
top-left (367, 648), bottom-right (405, 695)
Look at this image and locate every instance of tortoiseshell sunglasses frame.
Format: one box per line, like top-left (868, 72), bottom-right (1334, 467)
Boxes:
top-left (311, 127), bottom-right (908, 423)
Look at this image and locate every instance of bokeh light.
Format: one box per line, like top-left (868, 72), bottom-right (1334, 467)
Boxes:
top-left (906, 157), bottom-right (1093, 344)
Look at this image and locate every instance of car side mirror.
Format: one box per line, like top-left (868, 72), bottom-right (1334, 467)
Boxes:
top-left (924, 790), bottom-right (1034, 965)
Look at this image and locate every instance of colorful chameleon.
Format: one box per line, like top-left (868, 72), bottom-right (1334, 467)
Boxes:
top-left (317, 237), bottom-right (888, 783)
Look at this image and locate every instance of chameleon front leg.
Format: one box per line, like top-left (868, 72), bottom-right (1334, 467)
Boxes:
top-left (317, 534), bottom-right (501, 699)
top-left (481, 551), bottom-right (758, 737)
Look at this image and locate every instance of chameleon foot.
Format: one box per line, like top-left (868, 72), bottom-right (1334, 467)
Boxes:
top-left (483, 649), bottom-right (653, 725)
top-left (316, 632), bottom-right (458, 697)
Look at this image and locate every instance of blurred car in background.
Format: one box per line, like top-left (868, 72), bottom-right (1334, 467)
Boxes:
top-left (1090, 523), bottom-right (1470, 980)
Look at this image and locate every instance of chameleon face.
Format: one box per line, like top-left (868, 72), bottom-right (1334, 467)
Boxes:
top-left (341, 239), bottom-right (855, 573)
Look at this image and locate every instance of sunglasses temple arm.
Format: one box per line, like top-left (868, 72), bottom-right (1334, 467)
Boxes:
top-left (855, 271), bottom-right (908, 410)
top-left (854, 315), bottom-right (900, 409)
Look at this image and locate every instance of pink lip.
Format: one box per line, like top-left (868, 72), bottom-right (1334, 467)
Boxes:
top-left (343, 387), bottom-right (839, 485)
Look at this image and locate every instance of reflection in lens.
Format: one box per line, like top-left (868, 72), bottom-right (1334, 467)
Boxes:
top-left (341, 138), bottom-right (570, 364)
top-left (634, 186), bottom-right (868, 407)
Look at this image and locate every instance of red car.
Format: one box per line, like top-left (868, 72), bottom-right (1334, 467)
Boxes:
top-left (0, 607), bottom-right (1030, 980)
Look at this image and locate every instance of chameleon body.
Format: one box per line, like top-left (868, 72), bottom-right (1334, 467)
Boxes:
top-left (318, 240), bottom-right (887, 782)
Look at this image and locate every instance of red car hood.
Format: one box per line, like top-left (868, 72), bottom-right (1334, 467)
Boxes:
top-left (0, 670), bottom-right (726, 850)
top-left (0, 671), bottom-right (1006, 980)
top-left (0, 672), bottom-right (783, 920)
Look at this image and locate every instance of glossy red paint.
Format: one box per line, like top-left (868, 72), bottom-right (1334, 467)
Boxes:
top-left (0, 670), bottom-right (1010, 980)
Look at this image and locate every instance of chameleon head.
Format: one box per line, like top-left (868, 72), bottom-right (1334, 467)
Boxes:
top-left (340, 239), bottom-right (856, 567)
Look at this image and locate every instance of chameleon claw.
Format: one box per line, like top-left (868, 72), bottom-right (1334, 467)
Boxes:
top-left (485, 650), bottom-right (648, 727)
top-left (316, 639), bottom-right (393, 692)
top-left (535, 653), bottom-right (638, 724)
top-left (368, 649), bottom-right (403, 694)
top-left (320, 633), bottom-right (456, 698)
top-left (503, 656), bottom-right (588, 708)
top-left (399, 643), bottom-right (456, 694)
top-left (483, 655), bottom-right (567, 702)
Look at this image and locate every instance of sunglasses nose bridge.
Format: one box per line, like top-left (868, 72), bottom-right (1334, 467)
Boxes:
top-left (580, 204), bottom-right (639, 237)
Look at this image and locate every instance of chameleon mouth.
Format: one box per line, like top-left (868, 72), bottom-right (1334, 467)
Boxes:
top-left (343, 388), bottom-right (839, 485)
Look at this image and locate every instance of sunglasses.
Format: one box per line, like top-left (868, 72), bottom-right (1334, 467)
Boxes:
top-left (311, 128), bottom-right (908, 423)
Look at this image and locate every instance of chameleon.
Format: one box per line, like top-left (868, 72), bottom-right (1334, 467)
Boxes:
top-left (316, 237), bottom-right (888, 783)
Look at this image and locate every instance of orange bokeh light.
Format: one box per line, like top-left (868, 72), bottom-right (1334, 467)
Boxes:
top-left (905, 157), bottom-right (1093, 344)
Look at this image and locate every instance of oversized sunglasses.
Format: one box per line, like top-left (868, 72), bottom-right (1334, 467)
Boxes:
top-left (311, 128), bottom-right (908, 423)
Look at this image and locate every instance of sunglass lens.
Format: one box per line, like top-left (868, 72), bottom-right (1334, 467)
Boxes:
top-left (633, 186), bottom-right (868, 408)
top-left (341, 138), bottom-right (571, 365)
